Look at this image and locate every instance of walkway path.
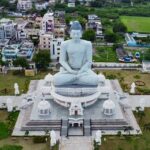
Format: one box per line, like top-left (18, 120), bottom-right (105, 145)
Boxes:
top-left (59, 136), bottom-right (93, 150)
top-left (129, 95), bottom-right (150, 110)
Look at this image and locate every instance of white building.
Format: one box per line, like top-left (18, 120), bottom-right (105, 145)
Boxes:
top-left (41, 12), bottom-right (54, 33)
top-left (17, 0), bottom-right (32, 11)
top-left (35, 2), bottom-right (49, 10)
top-left (17, 30), bottom-right (27, 40)
top-left (50, 38), bottom-right (64, 60)
top-left (0, 18), bottom-right (17, 40)
top-left (2, 44), bottom-right (20, 61)
top-left (87, 14), bottom-right (104, 39)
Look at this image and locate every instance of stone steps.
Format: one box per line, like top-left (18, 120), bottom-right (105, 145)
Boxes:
top-left (91, 121), bottom-right (128, 125)
top-left (92, 124), bottom-right (129, 130)
top-left (26, 120), bottom-right (61, 126)
top-left (21, 126), bottom-right (60, 131)
top-left (61, 120), bottom-right (68, 136)
top-left (84, 119), bottom-right (91, 136)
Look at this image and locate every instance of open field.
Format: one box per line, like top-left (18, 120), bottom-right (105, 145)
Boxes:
top-left (0, 110), bottom-right (50, 150)
top-left (93, 47), bottom-right (118, 62)
top-left (97, 70), bottom-right (150, 94)
top-left (0, 70), bottom-right (150, 95)
top-left (120, 16), bottom-right (150, 33)
top-left (0, 71), bottom-right (50, 95)
top-left (0, 137), bottom-right (49, 150)
top-left (100, 108), bottom-right (150, 150)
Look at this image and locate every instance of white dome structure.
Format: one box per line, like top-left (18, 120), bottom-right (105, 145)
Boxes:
top-left (44, 73), bottom-right (53, 83)
top-left (103, 99), bottom-right (115, 116)
top-left (37, 99), bottom-right (51, 116)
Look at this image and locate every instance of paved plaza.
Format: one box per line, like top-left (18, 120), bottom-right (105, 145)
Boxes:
top-left (59, 137), bottom-right (93, 150)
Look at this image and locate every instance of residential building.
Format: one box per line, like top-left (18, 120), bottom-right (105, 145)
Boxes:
top-left (0, 18), bottom-right (17, 40)
top-left (17, 40), bottom-right (34, 60)
top-left (54, 11), bottom-right (66, 38)
top-left (35, 2), bottom-right (49, 10)
top-left (39, 31), bottom-right (54, 49)
top-left (2, 44), bottom-right (20, 61)
top-left (50, 38), bottom-right (64, 60)
top-left (17, 30), bottom-right (27, 40)
top-left (87, 14), bottom-right (104, 39)
top-left (68, 0), bottom-right (75, 7)
top-left (0, 39), bottom-right (9, 50)
top-left (17, 0), bottom-right (32, 11)
top-left (2, 41), bottom-right (34, 61)
top-left (41, 12), bottom-right (54, 33)
top-left (35, 17), bottom-right (43, 28)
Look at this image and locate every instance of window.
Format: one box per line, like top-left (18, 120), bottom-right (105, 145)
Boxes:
top-left (53, 44), bottom-right (55, 55)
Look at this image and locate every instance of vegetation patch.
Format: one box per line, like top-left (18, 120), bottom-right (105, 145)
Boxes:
top-left (0, 122), bottom-right (9, 140)
top-left (33, 136), bottom-right (47, 143)
top-left (99, 108), bottom-right (150, 150)
top-left (93, 47), bottom-right (118, 62)
top-left (120, 16), bottom-right (150, 33)
top-left (0, 145), bottom-right (22, 150)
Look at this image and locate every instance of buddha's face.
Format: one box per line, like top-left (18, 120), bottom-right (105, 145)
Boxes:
top-left (70, 30), bottom-right (82, 40)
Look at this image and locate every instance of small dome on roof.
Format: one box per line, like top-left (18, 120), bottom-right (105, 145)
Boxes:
top-left (38, 99), bottom-right (51, 116)
top-left (44, 73), bottom-right (53, 82)
top-left (103, 99), bottom-right (115, 116)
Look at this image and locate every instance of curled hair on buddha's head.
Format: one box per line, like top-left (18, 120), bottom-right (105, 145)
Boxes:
top-left (70, 21), bottom-right (83, 32)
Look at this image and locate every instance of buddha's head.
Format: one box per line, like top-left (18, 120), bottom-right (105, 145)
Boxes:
top-left (70, 21), bottom-right (82, 40)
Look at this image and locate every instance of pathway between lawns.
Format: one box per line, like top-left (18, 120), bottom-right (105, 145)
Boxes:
top-left (59, 136), bottom-right (93, 150)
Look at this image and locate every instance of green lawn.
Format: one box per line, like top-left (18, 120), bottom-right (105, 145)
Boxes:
top-left (0, 71), bottom-right (50, 95)
top-left (120, 16), bottom-right (150, 33)
top-left (93, 47), bottom-right (118, 62)
top-left (0, 145), bottom-right (22, 150)
top-left (0, 122), bottom-right (9, 140)
top-left (99, 108), bottom-right (150, 150)
top-left (95, 70), bottom-right (150, 94)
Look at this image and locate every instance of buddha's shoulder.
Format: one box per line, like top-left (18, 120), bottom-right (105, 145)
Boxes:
top-left (61, 39), bottom-right (92, 46)
top-left (80, 40), bottom-right (92, 46)
top-left (61, 40), bottom-right (72, 45)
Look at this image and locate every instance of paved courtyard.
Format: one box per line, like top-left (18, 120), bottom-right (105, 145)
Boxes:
top-left (59, 137), bottom-right (93, 150)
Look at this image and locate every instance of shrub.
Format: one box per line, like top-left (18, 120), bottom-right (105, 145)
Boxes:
top-left (134, 75), bottom-right (141, 79)
top-left (106, 74), bottom-right (117, 79)
top-left (33, 136), bottom-right (47, 143)
top-left (93, 140), bottom-right (99, 150)
top-left (117, 131), bottom-right (122, 137)
top-left (12, 70), bottom-right (24, 76)
top-left (136, 87), bottom-right (150, 94)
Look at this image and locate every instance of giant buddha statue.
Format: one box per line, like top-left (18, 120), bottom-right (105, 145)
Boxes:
top-left (54, 21), bottom-right (99, 86)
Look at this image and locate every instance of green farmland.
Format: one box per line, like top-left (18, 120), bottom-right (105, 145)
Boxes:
top-left (120, 16), bottom-right (150, 33)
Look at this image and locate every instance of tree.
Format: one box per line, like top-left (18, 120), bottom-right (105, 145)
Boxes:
top-left (77, 16), bottom-right (87, 29)
top-left (0, 0), bottom-right (9, 7)
top-left (13, 57), bottom-right (29, 69)
top-left (105, 32), bottom-right (118, 43)
top-left (33, 51), bottom-right (50, 70)
top-left (113, 21), bottom-right (127, 33)
top-left (144, 49), bottom-right (150, 61)
top-left (82, 29), bottom-right (96, 42)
